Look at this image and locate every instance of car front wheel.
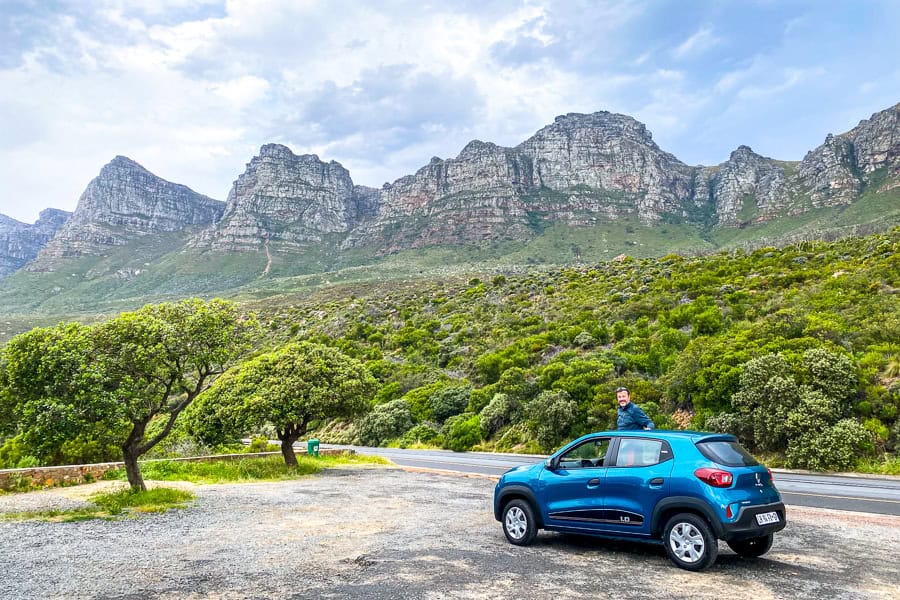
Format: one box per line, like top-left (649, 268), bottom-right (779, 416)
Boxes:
top-left (663, 513), bottom-right (718, 571)
top-left (727, 534), bottom-right (773, 558)
top-left (502, 499), bottom-right (537, 546)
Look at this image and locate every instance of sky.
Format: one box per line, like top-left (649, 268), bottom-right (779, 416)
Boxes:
top-left (1, 0), bottom-right (899, 223)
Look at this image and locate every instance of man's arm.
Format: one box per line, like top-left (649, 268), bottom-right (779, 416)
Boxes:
top-left (633, 404), bottom-right (655, 430)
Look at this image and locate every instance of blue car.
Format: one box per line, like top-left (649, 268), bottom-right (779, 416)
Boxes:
top-left (493, 430), bottom-right (786, 571)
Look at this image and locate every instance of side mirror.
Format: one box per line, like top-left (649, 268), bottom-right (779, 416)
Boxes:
top-left (544, 458), bottom-right (556, 470)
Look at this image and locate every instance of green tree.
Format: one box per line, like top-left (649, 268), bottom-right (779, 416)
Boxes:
top-left (356, 398), bottom-right (415, 446)
top-left (527, 390), bottom-right (578, 452)
top-left (729, 354), bottom-right (798, 452)
top-left (2, 299), bottom-right (257, 490)
top-left (190, 342), bottom-right (375, 466)
top-left (429, 385), bottom-right (471, 424)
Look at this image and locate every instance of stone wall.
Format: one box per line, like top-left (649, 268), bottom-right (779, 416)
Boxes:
top-left (0, 448), bottom-right (352, 492)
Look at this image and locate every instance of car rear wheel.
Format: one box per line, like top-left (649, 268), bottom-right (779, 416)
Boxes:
top-left (727, 534), bottom-right (773, 558)
top-left (663, 513), bottom-right (718, 571)
top-left (502, 499), bottom-right (537, 546)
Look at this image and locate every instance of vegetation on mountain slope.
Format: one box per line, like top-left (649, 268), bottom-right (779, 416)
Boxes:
top-left (1, 229), bottom-right (898, 473)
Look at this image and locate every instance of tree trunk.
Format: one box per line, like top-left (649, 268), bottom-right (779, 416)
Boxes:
top-left (122, 445), bottom-right (145, 491)
top-left (281, 436), bottom-right (299, 467)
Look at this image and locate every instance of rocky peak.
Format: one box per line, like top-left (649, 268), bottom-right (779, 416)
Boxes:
top-left (196, 144), bottom-right (375, 250)
top-left (544, 111), bottom-right (654, 144)
top-left (37, 156), bottom-right (224, 259)
top-left (707, 146), bottom-right (787, 225)
top-left (33, 208), bottom-right (72, 234)
top-left (844, 102), bottom-right (900, 181)
top-left (517, 110), bottom-right (694, 220)
top-left (0, 208), bottom-right (71, 278)
top-left (789, 103), bottom-right (900, 206)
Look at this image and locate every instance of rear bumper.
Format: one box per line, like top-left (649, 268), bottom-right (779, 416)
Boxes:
top-left (720, 502), bottom-right (786, 541)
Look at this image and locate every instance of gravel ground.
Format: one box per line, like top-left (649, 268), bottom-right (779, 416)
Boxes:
top-left (1, 466), bottom-right (898, 600)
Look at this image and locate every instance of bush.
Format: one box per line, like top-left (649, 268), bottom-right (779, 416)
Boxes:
top-left (802, 347), bottom-right (857, 404)
top-left (785, 419), bottom-right (874, 471)
top-left (398, 424), bottom-right (443, 448)
top-left (429, 385), bottom-right (471, 424)
top-left (247, 435), bottom-right (278, 453)
top-left (704, 412), bottom-right (753, 440)
top-left (527, 390), bottom-right (578, 452)
top-left (442, 413), bottom-right (482, 452)
top-left (356, 399), bottom-right (414, 446)
top-left (573, 331), bottom-right (596, 348)
top-left (479, 393), bottom-right (523, 436)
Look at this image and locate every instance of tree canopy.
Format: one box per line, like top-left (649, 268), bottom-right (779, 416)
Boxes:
top-left (188, 342), bottom-right (376, 465)
top-left (1, 298), bottom-right (257, 489)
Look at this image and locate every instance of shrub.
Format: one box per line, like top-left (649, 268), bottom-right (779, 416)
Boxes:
top-left (801, 347), bottom-right (857, 405)
top-left (429, 385), bottom-right (471, 424)
top-left (479, 393), bottom-right (522, 436)
top-left (442, 413), bottom-right (482, 452)
top-left (356, 399), bottom-right (414, 446)
top-left (247, 435), bottom-right (277, 453)
top-left (785, 419), bottom-right (874, 471)
top-left (527, 390), bottom-right (578, 452)
top-left (573, 331), bottom-right (596, 348)
top-left (398, 424), bottom-right (443, 448)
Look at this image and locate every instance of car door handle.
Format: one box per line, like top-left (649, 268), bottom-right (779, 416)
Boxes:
top-left (649, 477), bottom-right (664, 486)
top-left (587, 478), bottom-right (602, 488)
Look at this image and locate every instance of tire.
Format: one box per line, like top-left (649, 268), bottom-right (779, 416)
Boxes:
top-left (502, 499), bottom-right (538, 546)
top-left (663, 513), bottom-right (718, 571)
top-left (727, 534), bottom-right (773, 558)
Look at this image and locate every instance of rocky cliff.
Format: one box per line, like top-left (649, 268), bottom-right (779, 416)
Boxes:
top-left (698, 146), bottom-right (790, 226)
top-left (792, 102), bottom-right (900, 207)
top-left (14, 103), bottom-right (900, 268)
top-left (195, 144), bottom-right (379, 250)
top-left (37, 156), bottom-right (224, 260)
top-left (343, 112), bottom-right (705, 251)
top-left (0, 209), bottom-right (70, 278)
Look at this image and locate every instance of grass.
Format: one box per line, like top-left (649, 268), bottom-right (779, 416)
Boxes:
top-left (1, 487), bottom-right (195, 522)
top-left (854, 456), bottom-right (900, 476)
top-left (103, 453), bottom-right (390, 485)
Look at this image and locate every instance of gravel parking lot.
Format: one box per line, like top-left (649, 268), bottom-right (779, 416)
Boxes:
top-left (1, 466), bottom-right (898, 599)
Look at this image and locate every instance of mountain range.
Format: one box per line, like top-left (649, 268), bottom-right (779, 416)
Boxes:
top-left (1, 102), bottom-right (898, 315)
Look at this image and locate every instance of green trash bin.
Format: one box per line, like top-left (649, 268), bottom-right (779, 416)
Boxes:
top-left (307, 438), bottom-right (320, 457)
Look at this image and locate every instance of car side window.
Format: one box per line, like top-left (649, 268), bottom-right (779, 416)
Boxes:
top-left (558, 438), bottom-right (611, 469)
top-left (613, 438), bottom-right (672, 467)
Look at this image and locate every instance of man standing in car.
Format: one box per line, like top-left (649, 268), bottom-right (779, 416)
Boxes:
top-left (616, 387), bottom-right (655, 430)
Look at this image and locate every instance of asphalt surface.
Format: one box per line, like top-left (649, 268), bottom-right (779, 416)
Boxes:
top-left (326, 445), bottom-right (900, 516)
top-left (1, 467), bottom-right (898, 599)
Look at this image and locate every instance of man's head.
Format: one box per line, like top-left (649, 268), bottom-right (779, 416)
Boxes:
top-left (616, 387), bottom-right (631, 408)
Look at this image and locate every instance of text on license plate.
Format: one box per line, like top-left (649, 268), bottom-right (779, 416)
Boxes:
top-left (755, 511), bottom-right (779, 525)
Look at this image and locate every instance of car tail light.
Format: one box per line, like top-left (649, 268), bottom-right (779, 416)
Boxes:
top-left (694, 467), bottom-right (734, 488)
top-left (768, 468), bottom-right (773, 481)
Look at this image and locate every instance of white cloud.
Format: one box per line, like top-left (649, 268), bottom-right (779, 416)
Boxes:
top-left (0, 0), bottom-right (897, 223)
top-left (673, 26), bottom-right (721, 60)
top-left (736, 66), bottom-right (826, 100)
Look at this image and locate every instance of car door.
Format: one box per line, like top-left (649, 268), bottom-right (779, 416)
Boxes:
top-left (541, 437), bottom-right (611, 533)
top-left (601, 437), bottom-right (674, 536)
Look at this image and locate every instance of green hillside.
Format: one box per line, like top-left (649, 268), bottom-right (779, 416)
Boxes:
top-left (2, 228), bottom-right (898, 472)
top-left (2, 185), bottom-right (897, 332)
top-left (234, 227), bottom-right (898, 472)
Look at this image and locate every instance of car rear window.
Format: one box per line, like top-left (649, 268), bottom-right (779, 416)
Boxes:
top-left (696, 440), bottom-right (759, 467)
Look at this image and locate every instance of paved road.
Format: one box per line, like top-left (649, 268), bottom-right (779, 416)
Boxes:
top-left (323, 444), bottom-right (900, 516)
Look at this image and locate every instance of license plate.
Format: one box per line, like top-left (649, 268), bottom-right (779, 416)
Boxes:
top-left (756, 511), bottom-right (779, 525)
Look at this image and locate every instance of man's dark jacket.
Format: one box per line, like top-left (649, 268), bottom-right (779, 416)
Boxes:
top-left (617, 402), bottom-right (655, 431)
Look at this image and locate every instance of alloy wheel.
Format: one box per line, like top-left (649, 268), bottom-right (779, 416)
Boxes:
top-left (505, 506), bottom-right (528, 540)
top-left (669, 522), bottom-right (706, 563)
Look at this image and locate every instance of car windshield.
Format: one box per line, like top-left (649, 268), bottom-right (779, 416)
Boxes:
top-left (696, 440), bottom-right (759, 467)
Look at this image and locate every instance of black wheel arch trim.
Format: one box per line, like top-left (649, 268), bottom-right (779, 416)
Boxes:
top-left (496, 485), bottom-right (544, 527)
top-left (651, 496), bottom-right (724, 538)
